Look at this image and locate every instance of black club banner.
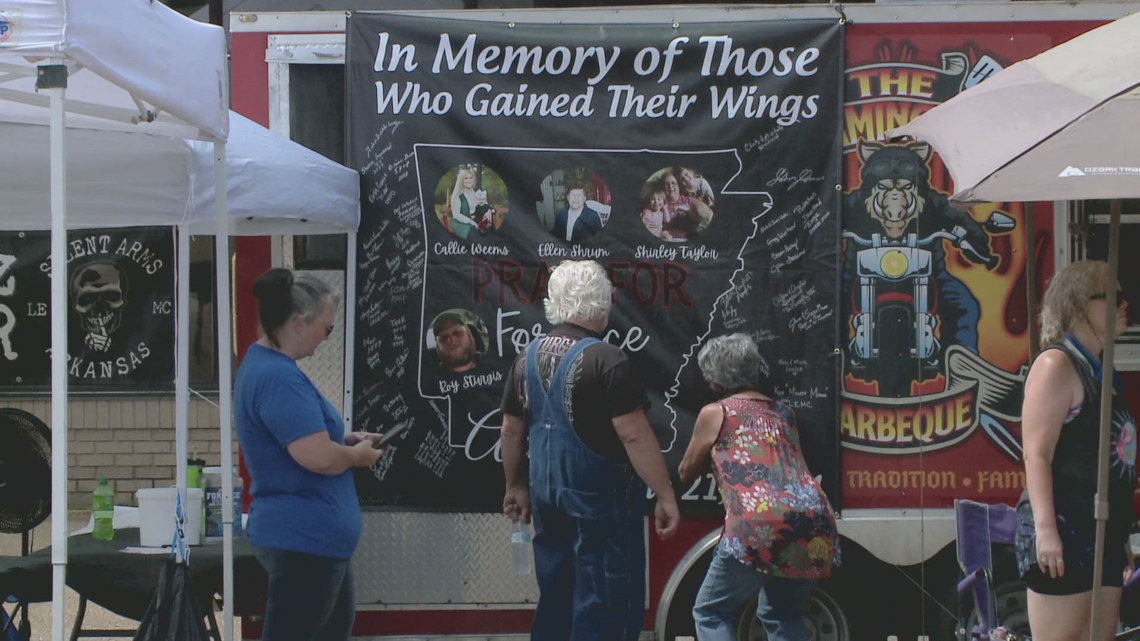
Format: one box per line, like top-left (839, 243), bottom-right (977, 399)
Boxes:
top-left (347, 14), bottom-right (843, 512)
top-left (0, 228), bottom-right (175, 389)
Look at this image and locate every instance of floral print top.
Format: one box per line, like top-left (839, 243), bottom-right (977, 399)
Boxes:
top-left (712, 397), bottom-right (840, 578)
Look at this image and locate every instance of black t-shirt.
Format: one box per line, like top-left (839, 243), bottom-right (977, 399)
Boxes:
top-left (500, 323), bottom-right (649, 462)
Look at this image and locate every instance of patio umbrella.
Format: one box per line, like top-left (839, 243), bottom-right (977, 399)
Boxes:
top-left (890, 10), bottom-right (1140, 639)
top-left (890, 10), bottom-right (1140, 205)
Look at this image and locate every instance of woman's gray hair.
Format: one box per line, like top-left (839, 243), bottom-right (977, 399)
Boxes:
top-left (292, 274), bottom-right (339, 322)
top-left (1040, 260), bottom-right (1106, 346)
top-left (698, 333), bottom-right (768, 394)
top-left (252, 268), bottom-right (340, 347)
top-left (543, 260), bottom-right (613, 325)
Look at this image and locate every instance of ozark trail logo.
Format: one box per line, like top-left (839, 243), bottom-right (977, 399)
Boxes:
top-left (1061, 166), bottom-right (1140, 177)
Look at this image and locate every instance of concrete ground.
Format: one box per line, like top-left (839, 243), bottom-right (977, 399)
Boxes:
top-left (2, 512), bottom-right (143, 640)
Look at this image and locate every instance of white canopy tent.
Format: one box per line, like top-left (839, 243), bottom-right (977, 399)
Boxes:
top-left (1, 3), bottom-right (359, 640)
top-left (2, 112), bottom-right (360, 234)
top-left (185, 113), bottom-right (360, 236)
top-left (0, 119), bottom-right (360, 639)
top-left (0, 2), bottom-right (228, 140)
top-left (1, 3), bottom-right (229, 641)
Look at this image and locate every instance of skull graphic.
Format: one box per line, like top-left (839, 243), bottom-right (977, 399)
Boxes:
top-left (70, 260), bottom-right (128, 352)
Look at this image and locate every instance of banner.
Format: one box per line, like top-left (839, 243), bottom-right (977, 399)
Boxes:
top-left (0, 228), bottom-right (175, 389)
top-left (839, 21), bottom-right (1098, 508)
top-left (348, 14), bottom-right (844, 511)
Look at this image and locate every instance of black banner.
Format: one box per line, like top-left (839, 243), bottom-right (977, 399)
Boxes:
top-left (0, 228), bottom-right (175, 389)
top-left (347, 14), bottom-right (843, 512)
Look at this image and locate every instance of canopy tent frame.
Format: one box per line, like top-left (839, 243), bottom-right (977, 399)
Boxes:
top-left (2, 4), bottom-right (227, 640)
top-left (3, 116), bottom-right (364, 641)
top-left (36, 63), bottom-right (236, 641)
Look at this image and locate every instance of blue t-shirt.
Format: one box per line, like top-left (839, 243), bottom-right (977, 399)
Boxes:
top-left (234, 343), bottom-right (362, 558)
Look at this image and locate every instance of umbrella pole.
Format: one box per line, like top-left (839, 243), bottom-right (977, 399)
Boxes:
top-left (1088, 198), bottom-right (1121, 641)
top-left (1024, 202), bottom-right (1039, 359)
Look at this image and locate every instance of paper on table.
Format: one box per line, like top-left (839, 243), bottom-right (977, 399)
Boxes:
top-left (72, 506), bottom-right (142, 535)
top-left (121, 546), bottom-right (174, 555)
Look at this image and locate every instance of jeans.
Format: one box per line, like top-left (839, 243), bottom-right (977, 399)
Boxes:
top-left (252, 546), bottom-right (355, 641)
top-left (936, 272), bottom-right (980, 352)
top-left (531, 497), bottom-right (646, 641)
top-left (693, 540), bottom-right (817, 641)
top-left (525, 337), bottom-right (647, 641)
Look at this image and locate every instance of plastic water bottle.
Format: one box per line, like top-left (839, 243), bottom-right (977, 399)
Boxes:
top-left (92, 477), bottom-right (114, 541)
top-left (187, 451), bottom-right (204, 489)
top-left (510, 520), bottom-right (532, 576)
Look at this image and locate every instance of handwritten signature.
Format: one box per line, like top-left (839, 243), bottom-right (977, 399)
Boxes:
top-left (766, 168), bottom-right (826, 189)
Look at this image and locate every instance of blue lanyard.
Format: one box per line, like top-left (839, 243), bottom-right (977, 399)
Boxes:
top-left (1065, 334), bottom-right (1123, 393)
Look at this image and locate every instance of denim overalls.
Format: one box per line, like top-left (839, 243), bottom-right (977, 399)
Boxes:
top-left (525, 336), bottom-right (648, 641)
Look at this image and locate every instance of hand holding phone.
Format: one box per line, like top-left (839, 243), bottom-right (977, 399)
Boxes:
top-left (372, 422), bottom-right (410, 449)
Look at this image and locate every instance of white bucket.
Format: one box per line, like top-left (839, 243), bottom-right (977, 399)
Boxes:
top-left (137, 487), bottom-right (203, 547)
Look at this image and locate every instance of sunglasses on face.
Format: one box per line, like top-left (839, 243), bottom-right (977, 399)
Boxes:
top-left (294, 314), bottom-right (335, 337)
top-left (1090, 292), bottom-right (1127, 307)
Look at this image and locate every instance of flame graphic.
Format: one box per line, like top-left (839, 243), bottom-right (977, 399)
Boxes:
top-left (949, 202), bottom-right (1028, 373)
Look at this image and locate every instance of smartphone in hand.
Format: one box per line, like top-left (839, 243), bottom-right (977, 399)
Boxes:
top-left (372, 423), bottom-right (409, 449)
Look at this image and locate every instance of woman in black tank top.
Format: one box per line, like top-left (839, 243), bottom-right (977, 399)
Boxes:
top-left (1018, 260), bottom-right (1137, 641)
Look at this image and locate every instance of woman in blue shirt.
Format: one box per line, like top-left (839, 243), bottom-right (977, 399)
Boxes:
top-left (235, 268), bottom-right (386, 641)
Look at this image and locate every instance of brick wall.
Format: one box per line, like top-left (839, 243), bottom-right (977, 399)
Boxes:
top-left (4, 396), bottom-right (236, 508)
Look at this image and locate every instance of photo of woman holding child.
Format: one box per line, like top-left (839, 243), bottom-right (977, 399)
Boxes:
top-left (434, 164), bottom-right (509, 239)
top-left (639, 166), bottom-right (716, 241)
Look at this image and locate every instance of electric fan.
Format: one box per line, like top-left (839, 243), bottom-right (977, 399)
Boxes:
top-left (0, 408), bottom-right (51, 553)
top-left (0, 408), bottom-right (50, 641)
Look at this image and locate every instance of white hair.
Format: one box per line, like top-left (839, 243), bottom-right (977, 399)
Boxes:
top-left (543, 260), bottom-right (613, 325)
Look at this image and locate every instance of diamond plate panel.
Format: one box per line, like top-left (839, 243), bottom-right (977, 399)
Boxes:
top-left (354, 512), bottom-right (540, 605)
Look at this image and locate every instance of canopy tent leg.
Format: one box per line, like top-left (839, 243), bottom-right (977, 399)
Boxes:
top-left (213, 140), bottom-right (236, 641)
top-left (177, 227), bottom-right (191, 526)
top-left (42, 60), bottom-right (69, 641)
top-left (342, 232), bottom-right (358, 427)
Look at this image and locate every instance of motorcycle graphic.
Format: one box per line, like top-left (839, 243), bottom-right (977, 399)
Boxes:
top-left (844, 212), bottom-right (1015, 395)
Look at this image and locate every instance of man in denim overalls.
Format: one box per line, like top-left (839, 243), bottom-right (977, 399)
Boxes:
top-left (501, 260), bottom-right (681, 641)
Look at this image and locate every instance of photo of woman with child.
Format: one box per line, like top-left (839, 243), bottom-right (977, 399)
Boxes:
top-left (434, 164), bottom-right (509, 239)
top-left (639, 166), bottom-right (716, 242)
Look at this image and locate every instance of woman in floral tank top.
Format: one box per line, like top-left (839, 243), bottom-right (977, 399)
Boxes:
top-left (680, 333), bottom-right (840, 641)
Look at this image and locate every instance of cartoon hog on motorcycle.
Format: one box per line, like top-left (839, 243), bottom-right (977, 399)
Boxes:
top-left (843, 140), bottom-right (1015, 395)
